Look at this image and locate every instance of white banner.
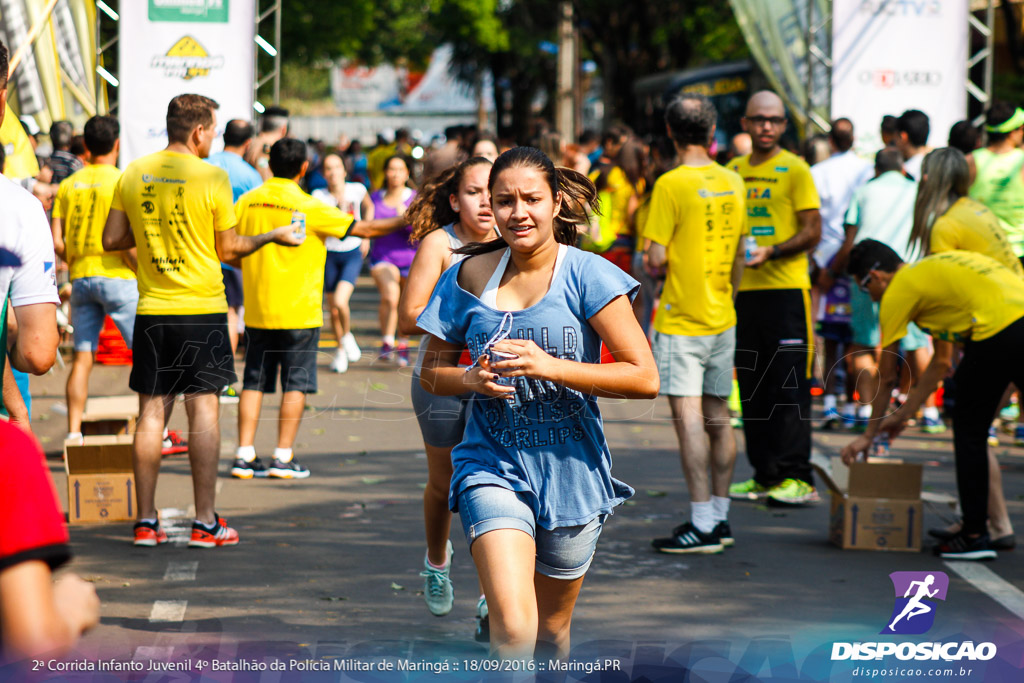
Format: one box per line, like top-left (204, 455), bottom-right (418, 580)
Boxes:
top-left (119, 0), bottom-right (255, 164)
top-left (832, 0), bottom-right (968, 153)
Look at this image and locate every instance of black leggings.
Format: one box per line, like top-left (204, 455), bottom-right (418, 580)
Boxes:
top-left (953, 316), bottom-right (1024, 535)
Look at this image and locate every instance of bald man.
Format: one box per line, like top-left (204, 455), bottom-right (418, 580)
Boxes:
top-left (728, 133), bottom-right (752, 161)
top-left (727, 91), bottom-right (823, 506)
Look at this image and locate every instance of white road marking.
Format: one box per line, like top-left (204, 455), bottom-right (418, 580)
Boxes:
top-left (163, 561), bottom-right (198, 582)
top-left (149, 600), bottom-right (187, 622)
top-left (945, 561), bottom-right (1024, 621)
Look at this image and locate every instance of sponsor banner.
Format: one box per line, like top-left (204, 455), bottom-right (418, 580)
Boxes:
top-left (832, 0), bottom-right (968, 151)
top-left (119, 0), bottom-right (254, 164)
top-left (728, 0), bottom-right (830, 134)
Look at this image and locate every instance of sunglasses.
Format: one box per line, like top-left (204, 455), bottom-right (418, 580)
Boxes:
top-left (746, 116), bottom-right (786, 126)
top-left (858, 261), bottom-right (881, 293)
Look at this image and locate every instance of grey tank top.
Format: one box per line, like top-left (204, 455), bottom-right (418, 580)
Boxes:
top-left (415, 224), bottom-right (467, 371)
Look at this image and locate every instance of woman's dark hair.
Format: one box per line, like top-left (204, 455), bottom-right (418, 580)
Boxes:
top-left (454, 146), bottom-right (598, 257)
top-left (594, 138), bottom-right (645, 193)
top-left (407, 156), bottom-right (492, 241)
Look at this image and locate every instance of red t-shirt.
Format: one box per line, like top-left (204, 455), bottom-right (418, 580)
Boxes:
top-left (0, 423), bottom-right (71, 572)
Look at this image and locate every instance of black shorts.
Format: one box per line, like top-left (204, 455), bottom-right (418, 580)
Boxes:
top-left (242, 327), bottom-right (320, 394)
top-left (130, 313), bottom-right (237, 396)
top-left (222, 266), bottom-right (243, 309)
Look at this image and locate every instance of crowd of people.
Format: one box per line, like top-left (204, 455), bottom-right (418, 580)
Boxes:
top-left (4, 28), bottom-right (1024, 660)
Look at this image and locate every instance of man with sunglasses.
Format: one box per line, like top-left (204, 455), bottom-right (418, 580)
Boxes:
top-left (842, 240), bottom-right (1024, 560)
top-left (727, 91), bottom-right (822, 506)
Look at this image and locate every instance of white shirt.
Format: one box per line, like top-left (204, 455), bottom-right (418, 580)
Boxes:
top-left (810, 150), bottom-right (873, 268)
top-left (903, 152), bottom-right (926, 182)
top-left (313, 184), bottom-right (367, 252)
top-left (0, 175), bottom-right (60, 309)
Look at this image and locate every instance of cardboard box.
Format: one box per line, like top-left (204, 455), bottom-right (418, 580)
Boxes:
top-left (64, 435), bottom-right (135, 525)
top-left (81, 395), bottom-right (138, 436)
top-left (814, 456), bottom-right (923, 552)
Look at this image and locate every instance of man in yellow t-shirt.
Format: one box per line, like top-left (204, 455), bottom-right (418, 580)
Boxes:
top-left (727, 91), bottom-right (822, 506)
top-left (230, 138), bottom-right (407, 481)
top-left (646, 94), bottom-right (747, 554)
top-left (842, 241), bottom-right (1024, 562)
top-left (50, 115), bottom-right (136, 442)
top-left (102, 94), bottom-right (302, 550)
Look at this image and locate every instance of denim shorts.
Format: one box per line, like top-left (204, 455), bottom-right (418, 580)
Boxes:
top-left (457, 485), bottom-right (605, 580)
top-left (70, 276), bottom-right (138, 351)
top-left (410, 370), bottom-right (470, 447)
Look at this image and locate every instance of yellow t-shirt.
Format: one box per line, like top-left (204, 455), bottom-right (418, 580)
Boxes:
top-left (590, 166), bottom-right (643, 241)
top-left (645, 163), bottom-right (747, 335)
top-left (729, 149), bottom-right (820, 291)
top-left (53, 165), bottom-right (135, 281)
top-left (930, 197), bottom-right (1024, 278)
top-left (111, 150), bottom-right (235, 315)
top-left (234, 178), bottom-right (354, 329)
top-left (880, 250), bottom-right (1024, 345)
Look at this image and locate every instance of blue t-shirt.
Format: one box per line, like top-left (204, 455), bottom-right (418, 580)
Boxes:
top-left (207, 151), bottom-right (263, 202)
top-left (417, 246), bottom-right (639, 529)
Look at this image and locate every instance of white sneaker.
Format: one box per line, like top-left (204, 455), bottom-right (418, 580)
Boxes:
top-left (330, 351), bottom-right (348, 373)
top-left (341, 333), bottom-right (362, 362)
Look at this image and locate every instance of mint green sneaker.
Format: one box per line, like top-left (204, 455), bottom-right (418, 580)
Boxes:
top-left (729, 478), bottom-right (769, 500)
top-left (420, 540), bottom-right (454, 616)
top-left (766, 478), bottom-right (818, 506)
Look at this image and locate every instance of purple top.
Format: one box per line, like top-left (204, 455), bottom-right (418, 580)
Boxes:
top-left (369, 188), bottom-right (417, 269)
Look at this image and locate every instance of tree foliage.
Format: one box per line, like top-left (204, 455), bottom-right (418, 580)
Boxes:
top-left (280, 0), bottom-right (749, 137)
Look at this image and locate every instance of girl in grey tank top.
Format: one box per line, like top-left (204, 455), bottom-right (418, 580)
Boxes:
top-left (397, 157), bottom-right (497, 629)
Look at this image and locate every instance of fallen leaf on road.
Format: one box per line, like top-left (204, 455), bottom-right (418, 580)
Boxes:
top-left (390, 582), bottom-right (404, 590)
top-left (370, 382), bottom-right (387, 391)
top-left (646, 490), bottom-right (667, 497)
top-left (362, 477), bottom-right (384, 485)
top-left (348, 435), bottom-right (361, 442)
top-left (312, 428), bottom-right (326, 435)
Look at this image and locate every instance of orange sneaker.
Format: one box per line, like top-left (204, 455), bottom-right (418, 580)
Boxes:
top-left (133, 520), bottom-right (169, 547)
top-left (188, 514), bottom-right (239, 548)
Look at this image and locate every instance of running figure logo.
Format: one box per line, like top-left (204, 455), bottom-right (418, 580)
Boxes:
top-left (882, 571), bottom-right (949, 635)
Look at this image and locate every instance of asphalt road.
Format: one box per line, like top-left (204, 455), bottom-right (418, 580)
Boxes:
top-left (13, 283), bottom-right (1024, 682)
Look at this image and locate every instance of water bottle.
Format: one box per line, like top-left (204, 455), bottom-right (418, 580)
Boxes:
top-left (744, 236), bottom-right (759, 264)
top-left (292, 211), bottom-right (306, 240)
top-left (872, 433), bottom-right (890, 458)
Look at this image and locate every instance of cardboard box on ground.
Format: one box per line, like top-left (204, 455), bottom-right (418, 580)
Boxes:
top-left (813, 454), bottom-right (923, 552)
top-left (65, 395), bottom-right (137, 524)
top-left (80, 395), bottom-right (138, 436)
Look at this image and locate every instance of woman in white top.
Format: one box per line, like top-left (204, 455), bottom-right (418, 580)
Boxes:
top-left (313, 153), bottom-right (374, 373)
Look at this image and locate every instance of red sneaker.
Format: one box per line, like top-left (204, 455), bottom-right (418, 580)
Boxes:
top-left (162, 430), bottom-right (189, 456)
top-left (188, 514), bottom-right (239, 548)
top-left (133, 520), bottom-right (169, 547)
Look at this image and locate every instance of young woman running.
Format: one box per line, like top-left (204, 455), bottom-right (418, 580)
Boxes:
top-left (399, 157), bottom-right (495, 633)
top-left (313, 152), bottom-right (374, 373)
top-left (369, 155), bottom-right (417, 365)
top-left (417, 147), bottom-right (658, 659)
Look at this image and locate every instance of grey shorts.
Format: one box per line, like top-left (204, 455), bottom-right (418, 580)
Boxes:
top-left (457, 484), bottom-right (605, 580)
top-left (411, 371), bottom-right (471, 448)
top-left (652, 327), bottom-right (736, 398)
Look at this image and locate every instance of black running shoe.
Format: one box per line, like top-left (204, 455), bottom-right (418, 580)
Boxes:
top-left (713, 521), bottom-right (734, 547)
top-left (933, 531), bottom-right (997, 561)
top-left (268, 458), bottom-right (310, 479)
top-left (230, 457), bottom-right (268, 479)
top-left (651, 522), bottom-right (724, 554)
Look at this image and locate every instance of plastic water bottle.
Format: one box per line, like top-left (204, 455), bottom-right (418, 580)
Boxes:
top-left (292, 211), bottom-right (306, 240)
top-left (744, 236), bottom-right (759, 264)
top-left (872, 433), bottom-right (890, 458)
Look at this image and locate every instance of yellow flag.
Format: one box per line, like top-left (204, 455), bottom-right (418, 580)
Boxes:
top-left (0, 108), bottom-right (41, 179)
